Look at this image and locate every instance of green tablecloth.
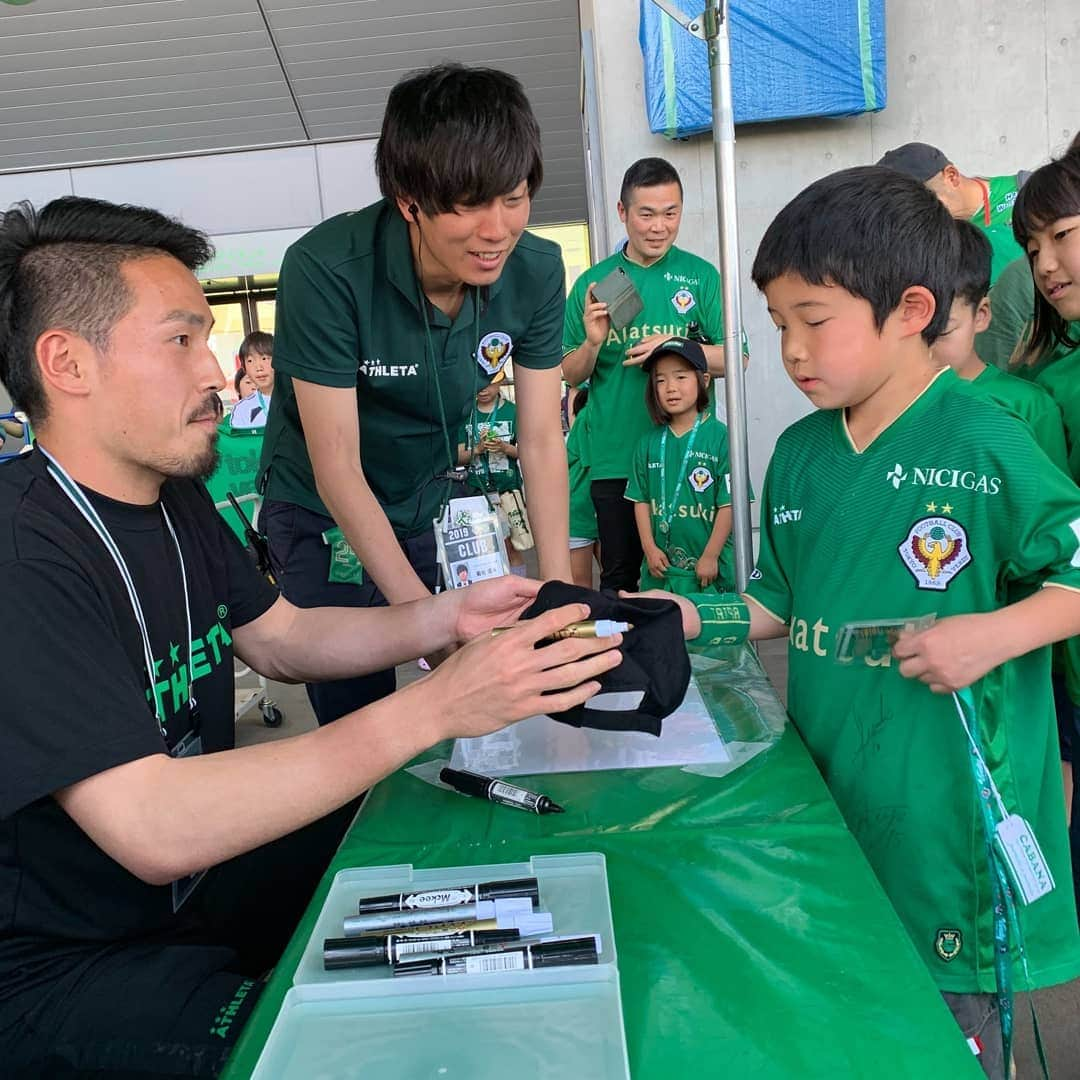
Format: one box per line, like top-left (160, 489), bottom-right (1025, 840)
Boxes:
top-left (223, 658), bottom-right (979, 1079)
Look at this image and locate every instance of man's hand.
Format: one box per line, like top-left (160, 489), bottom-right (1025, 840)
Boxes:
top-left (623, 332), bottom-right (672, 367)
top-left (431, 602), bottom-right (623, 738)
top-left (644, 545), bottom-right (670, 580)
top-left (696, 553), bottom-right (719, 588)
top-left (892, 613), bottom-right (1005, 694)
top-left (583, 285), bottom-right (611, 347)
top-left (450, 575), bottom-right (541, 642)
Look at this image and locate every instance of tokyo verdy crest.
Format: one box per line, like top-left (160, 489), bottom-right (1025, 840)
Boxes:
top-left (688, 465), bottom-right (714, 493)
top-left (671, 288), bottom-right (696, 315)
top-left (934, 928), bottom-right (962, 962)
top-left (477, 331), bottom-right (512, 375)
top-left (898, 517), bottom-right (971, 591)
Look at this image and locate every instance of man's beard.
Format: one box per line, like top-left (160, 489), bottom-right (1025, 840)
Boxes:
top-left (159, 394), bottom-right (223, 481)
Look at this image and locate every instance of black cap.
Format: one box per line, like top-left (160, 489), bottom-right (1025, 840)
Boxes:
top-left (518, 582), bottom-right (691, 737)
top-left (641, 335), bottom-right (707, 374)
top-left (876, 142), bottom-right (950, 182)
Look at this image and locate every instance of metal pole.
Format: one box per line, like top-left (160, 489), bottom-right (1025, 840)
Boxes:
top-left (704, 0), bottom-right (753, 592)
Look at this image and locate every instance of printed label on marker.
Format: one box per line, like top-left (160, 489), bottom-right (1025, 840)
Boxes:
top-left (403, 889), bottom-right (473, 909)
top-left (489, 782), bottom-right (541, 811)
top-left (394, 938), bottom-right (454, 959)
top-left (464, 951), bottom-right (526, 974)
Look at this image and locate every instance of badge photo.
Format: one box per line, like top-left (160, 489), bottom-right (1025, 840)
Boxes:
top-left (688, 465), bottom-right (714, 493)
top-left (477, 331), bottom-right (513, 375)
top-left (671, 288), bottom-right (696, 315)
top-left (898, 516), bottom-right (971, 591)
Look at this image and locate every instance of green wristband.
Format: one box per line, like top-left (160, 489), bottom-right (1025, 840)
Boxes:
top-left (686, 592), bottom-right (750, 647)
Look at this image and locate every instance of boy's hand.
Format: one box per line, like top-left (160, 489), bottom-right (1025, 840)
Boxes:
top-left (644, 545), bottom-right (670, 579)
top-left (892, 613), bottom-right (1003, 694)
top-left (695, 553), bottom-right (719, 588)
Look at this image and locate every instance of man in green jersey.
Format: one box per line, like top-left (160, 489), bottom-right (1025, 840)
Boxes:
top-left (258, 64), bottom-right (571, 725)
top-left (878, 142), bottom-right (1027, 284)
top-left (673, 167), bottom-right (1080, 1074)
top-left (561, 158), bottom-right (735, 592)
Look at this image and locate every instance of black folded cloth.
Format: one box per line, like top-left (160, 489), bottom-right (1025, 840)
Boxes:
top-left (520, 581), bottom-right (690, 736)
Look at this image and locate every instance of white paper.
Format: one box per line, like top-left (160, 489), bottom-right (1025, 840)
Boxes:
top-left (450, 677), bottom-right (730, 777)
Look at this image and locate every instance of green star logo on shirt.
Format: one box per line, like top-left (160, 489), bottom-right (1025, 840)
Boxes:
top-left (169, 642), bottom-right (181, 667)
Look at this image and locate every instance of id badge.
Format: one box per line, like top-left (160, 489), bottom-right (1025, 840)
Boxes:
top-left (994, 813), bottom-right (1055, 905)
top-left (434, 495), bottom-right (509, 589)
top-left (834, 614), bottom-right (936, 664)
top-left (170, 726), bottom-right (208, 910)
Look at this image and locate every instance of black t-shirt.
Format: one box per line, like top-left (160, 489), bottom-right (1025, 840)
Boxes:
top-left (0, 450), bottom-right (278, 997)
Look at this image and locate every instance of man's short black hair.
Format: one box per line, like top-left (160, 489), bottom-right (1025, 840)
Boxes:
top-left (619, 158), bottom-right (683, 208)
top-left (751, 166), bottom-right (959, 344)
top-left (239, 330), bottom-right (273, 364)
top-left (375, 63), bottom-right (543, 216)
top-left (953, 220), bottom-right (992, 308)
top-left (0, 197), bottom-right (213, 425)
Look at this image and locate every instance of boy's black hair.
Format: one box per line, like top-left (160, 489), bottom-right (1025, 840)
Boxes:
top-left (953, 219), bottom-right (992, 308)
top-left (0, 197), bottom-right (213, 425)
top-left (375, 63), bottom-right (543, 216)
top-left (619, 158), bottom-right (683, 208)
top-left (751, 166), bottom-right (959, 344)
top-left (1012, 148), bottom-right (1080, 362)
top-left (239, 330), bottom-right (273, 363)
top-left (644, 354), bottom-right (709, 427)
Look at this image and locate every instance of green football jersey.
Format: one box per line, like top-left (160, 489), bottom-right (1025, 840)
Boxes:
top-left (566, 415), bottom-right (597, 541)
top-left (625, 412), bottom-right (738, 591)
top-left (972, 175), bottom-right (1024, 284)
top-left (969, 364), bottom-right (1068, 473)
top-left (457, 398), bottom-right (522, 495)
top-left (563, 245), bottom-right (724, 481)
top-left (746, 367), bottom-right (1080, 993)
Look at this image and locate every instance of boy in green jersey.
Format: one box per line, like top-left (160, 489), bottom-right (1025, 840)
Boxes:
top-left (934, 221), bottom-right (1068, 471)
top-left (684, 166), bottom-right (1080, 1073)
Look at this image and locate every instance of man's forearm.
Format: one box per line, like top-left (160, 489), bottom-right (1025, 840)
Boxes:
top-left (317, 464), bottom-right (430, 605)
top-left (252, 596), bottom-right (455, 683)
top-left (58, 679), bottom-right (443, 885)
top-left (519, 434), bottom-right (571, 581)
top-left (561, 343), bottom-right (599, 386)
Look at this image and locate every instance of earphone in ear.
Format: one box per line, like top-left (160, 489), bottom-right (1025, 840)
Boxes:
top-left (408, 203), bottom-right (419, 220)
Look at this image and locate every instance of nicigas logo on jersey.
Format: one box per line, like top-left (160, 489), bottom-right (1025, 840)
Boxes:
top-left (886, 463), bottom-right (1002, 495)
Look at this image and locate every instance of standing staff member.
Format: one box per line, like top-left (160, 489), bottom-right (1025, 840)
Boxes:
top-left (259, 64), bottom-right (571, 726)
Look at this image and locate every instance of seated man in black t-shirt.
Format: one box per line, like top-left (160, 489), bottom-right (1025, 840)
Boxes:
top-left (0, 197), bottom-right (622, 1078)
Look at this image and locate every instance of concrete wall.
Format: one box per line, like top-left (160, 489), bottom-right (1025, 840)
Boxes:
top-left (582, 0), bottom-right (1080, 499)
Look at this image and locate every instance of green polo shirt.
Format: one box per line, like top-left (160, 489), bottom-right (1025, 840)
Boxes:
top-left (563, 245), bottom-right (725, 481)
top-left (259, 199), bottom-right (564, 538)
top-left (972, 174), bottom-right (1024, 284)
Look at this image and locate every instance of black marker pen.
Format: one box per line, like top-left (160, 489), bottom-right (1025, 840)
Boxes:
top-left (356, 877), bottom-right (539, 914)
top-left (439, 767), bottom-right (564, 815)
top-left (323, 928), bottom-right (521, 970)
top-left (393, 935), bottom-right (600, 977)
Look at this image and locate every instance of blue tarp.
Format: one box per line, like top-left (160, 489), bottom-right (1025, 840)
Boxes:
top-left (640, 0), bottom-right (886, 139)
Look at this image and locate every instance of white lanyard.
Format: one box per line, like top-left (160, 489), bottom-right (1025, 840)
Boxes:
top-left (38, 447), bottom-right (196, 738)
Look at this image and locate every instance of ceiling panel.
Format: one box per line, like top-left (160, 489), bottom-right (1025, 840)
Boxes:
top-left (0, 0), bottom-right (586, 224)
